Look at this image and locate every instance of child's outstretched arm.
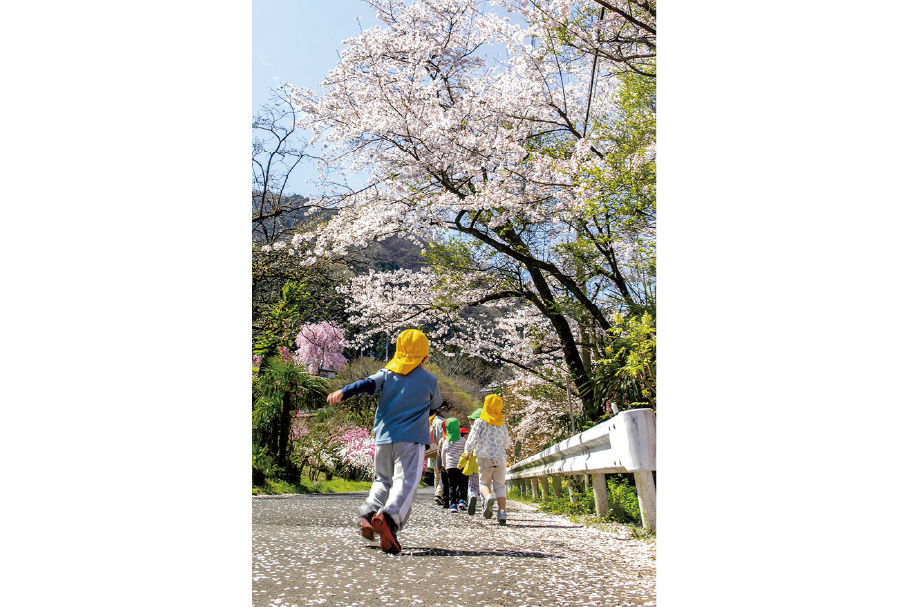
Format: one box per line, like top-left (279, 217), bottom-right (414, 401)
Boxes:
top-left (326, 371), bottom-right (386, 404)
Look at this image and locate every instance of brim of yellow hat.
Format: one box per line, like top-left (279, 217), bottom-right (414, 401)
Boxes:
top-left (385, 353), bottom-right (424, 375)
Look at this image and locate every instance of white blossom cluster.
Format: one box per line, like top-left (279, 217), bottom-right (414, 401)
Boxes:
top-left (505, 369), bottom-right (583, 454)
top-left (336, 268), bottom-right (457, 348)
top-left (283, 0), bottom-right (638, 264)
top-left (338, 265), bottom-right (593, 378)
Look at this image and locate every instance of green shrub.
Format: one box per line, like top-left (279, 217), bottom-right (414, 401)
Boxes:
top-left (252, 447), bottom-right (276, 487)
top-left (262, 477), bottom-right (298, 495)
top-left (605, 476), bottom-right (642, 525)
top-left (508, 476), bottom-right (643, 526)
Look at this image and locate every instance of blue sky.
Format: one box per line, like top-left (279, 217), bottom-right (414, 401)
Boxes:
top-left (251, 0), bottom-right (516, 196)
top-left (252, 0), bottom-right (382, 194)
top-left (252, 0), bottom-right (381, 111)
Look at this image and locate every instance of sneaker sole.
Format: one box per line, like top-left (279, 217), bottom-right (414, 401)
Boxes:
top-left (370, 512), bottom-right (401, 554)
top-left (467, 497), bottom-right (477, 516)
top-left (359, 516), bottom-right (377, 541)
top-left (483, 498), bottom-right (495, 519)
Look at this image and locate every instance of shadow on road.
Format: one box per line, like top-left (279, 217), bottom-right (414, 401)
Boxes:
top-left (366, 546), bottom-right (564, 558)
top-left (499, 523), bottom-right (584, 529)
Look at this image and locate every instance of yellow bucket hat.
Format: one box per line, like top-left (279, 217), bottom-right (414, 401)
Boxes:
top-left (384, 329), bottom-right (429, 375)
top-left (480, 394), bottom-right (504, 426)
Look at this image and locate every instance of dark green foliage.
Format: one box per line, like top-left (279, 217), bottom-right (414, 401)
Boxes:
top-left (604, 476), bottom-right (643, 525)
top-left (253, 280), bottom-right (312, 360)
top-left (591, 311), bottom-right (656, 413)
top-left (252, 446), bottom-right (274, 486)
top-left (252, 355), bottom-right (329, 479)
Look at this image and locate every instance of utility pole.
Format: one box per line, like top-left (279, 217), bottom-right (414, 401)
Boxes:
top-left (567, 369), bottom-right (575, 435)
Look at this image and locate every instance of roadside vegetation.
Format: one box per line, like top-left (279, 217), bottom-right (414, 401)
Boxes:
top-left (507, 475), bottom-right (653, 537)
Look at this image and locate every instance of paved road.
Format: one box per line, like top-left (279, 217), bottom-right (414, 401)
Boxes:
top-left (253, 486), bottom-right (656, 607)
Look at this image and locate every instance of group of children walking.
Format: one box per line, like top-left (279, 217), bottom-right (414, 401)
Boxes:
top-left (326, 328), bottom-right (511, 554)
top-left (430, 396), bottom-right (510, 526)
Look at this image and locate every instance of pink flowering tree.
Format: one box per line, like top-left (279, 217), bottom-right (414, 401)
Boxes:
top-left (329, 427), bottom-right (377, 481)
top-left (294, 321), bottom-right (349, 375)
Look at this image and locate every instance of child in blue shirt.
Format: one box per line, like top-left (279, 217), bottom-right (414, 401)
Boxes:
top-left (326, 329), bottom-right (442, 553)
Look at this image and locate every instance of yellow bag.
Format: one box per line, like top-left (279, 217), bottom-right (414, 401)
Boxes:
top-left (461, 453), bottom-right (479, 476)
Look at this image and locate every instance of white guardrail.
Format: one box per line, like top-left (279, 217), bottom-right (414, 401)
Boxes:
top-left (506, 408), bottom-right (656, 530)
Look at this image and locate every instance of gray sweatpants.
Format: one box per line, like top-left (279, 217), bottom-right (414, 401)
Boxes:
top-left (358, 442), bottom-right (426, 529)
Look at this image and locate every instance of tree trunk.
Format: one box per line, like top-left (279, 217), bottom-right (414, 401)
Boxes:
top-left (579, 320), bottom-right (592, 374)
top-left (525, 265), bottom-right (599, 418)
top-left (278, 390), bottom-right (292, 468)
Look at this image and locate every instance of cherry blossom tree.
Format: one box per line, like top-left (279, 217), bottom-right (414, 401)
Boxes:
top-left (500, 0), bottom-right (655, 77)
top-left (276, 0), bottom-right (655, 419)
top-left (504, 369), bottom-right (582, 456)
top-left (294, 321), bottom-right (349, 375)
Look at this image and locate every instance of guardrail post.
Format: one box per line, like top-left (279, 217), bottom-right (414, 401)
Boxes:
top-left (552, 475), bottom-right (563, 498)
top-left (568, 476), bottom-right (579, 503)
top-left (530, 477), bottom-right (539, 501)
top-left (592, 473), bottom-right (609, 518)
top-left (634, 471), bottom-right (656, 531)
top-left (539, 476), bottom-right (549, 500)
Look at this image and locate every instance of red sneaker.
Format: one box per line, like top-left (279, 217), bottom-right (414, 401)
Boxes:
top-left (370, 512), bottom-right (401, 554)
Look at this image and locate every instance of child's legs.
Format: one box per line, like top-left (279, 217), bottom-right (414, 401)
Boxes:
top-left (378, 442), bottom-right (425, 529)
top-left (478, 457), bottom-right (495, 498)
top-left (489, 457), bottom-right (507, 500)
top-left (445, 467), bottom-right (458, 505)
top-left (467, 473), bottom-right (480, 499)
top-left (479, 457), bottom-right (508, 502)
top-left (359, 443), bottom-right (394, 518)
top-left (433, 464), bottom-right (442, 496)
top-left (456, 468), bottom-right (469, 503)
top-left (439, 467), bottom-right (450, 504)
top-left (446, 467), bottom-right (466, 504)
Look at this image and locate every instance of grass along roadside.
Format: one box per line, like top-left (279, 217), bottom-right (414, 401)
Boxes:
top-left (507, 485), bottom-right (655, 540)
top-left (253, 473), bottom-right (433, 496)
top-left (253, 477), bottom-right (374, 495)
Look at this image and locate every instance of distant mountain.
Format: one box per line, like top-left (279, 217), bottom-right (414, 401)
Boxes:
top-left (252, 191), bottom-right (426, 272)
